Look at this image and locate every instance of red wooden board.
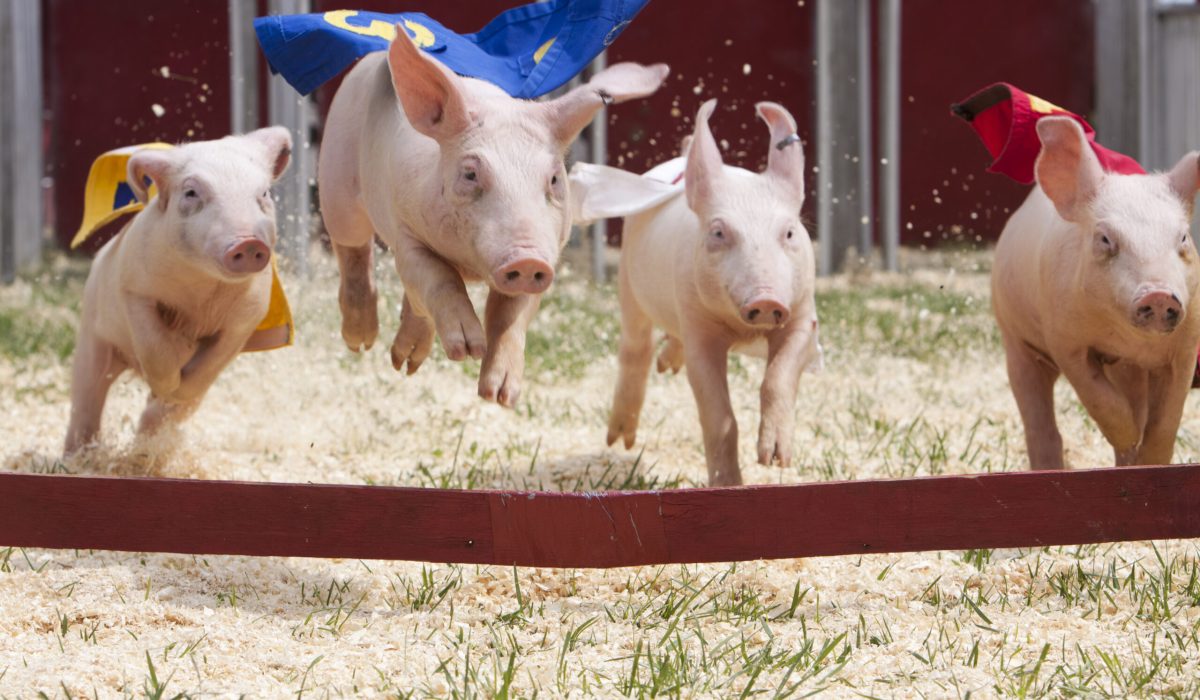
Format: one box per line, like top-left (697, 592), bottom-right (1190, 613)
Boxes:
top-left (1, 465), bottom-right (1198, 568)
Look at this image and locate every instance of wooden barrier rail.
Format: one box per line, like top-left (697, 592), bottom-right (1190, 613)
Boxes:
top-left (1, 465), bottom-right (1198, 568)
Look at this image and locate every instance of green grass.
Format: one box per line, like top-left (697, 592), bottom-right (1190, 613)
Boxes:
top-left (525, 283), bottom-right (622, 381)
top-left (815, 282), bottom-right (999, 364)
top-left (0, 265), bottom-right (84, 361)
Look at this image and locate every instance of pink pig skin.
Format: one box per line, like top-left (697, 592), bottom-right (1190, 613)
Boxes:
top-left (317, 28), bottom-right (668, 407)
top-left (606, 100), bottom-right (821, 487)
top-left (64, 127), bottom-right (293, 454)
top-left (993, 116), bottom-right (1200, 469)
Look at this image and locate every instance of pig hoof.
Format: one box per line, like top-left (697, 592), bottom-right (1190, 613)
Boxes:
top-left (439, 321), bottom-right (486, 361)
top-left (757, 445), bottom-right (790, 468)
top-left (338, 289), bottom-right (379, 352)
top-left (656, 338), bottom-right (684, 374)
top-left (478, 370), bottom-right (522, 408)
top-left (341, 323), bottom-right (378, 353)
top-left (390, 320), bottom-right (434, 375)
top-left (606, 421), bottom-right (637, 449)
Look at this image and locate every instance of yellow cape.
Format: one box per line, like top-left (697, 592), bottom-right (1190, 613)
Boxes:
top-left (73, 143), bottom-right (294, 353)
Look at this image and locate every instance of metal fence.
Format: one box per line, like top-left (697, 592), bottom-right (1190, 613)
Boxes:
top-left (0, 1), bottom-right (43, 283)
top-left (1096, 0), bottom-right (1200, 239)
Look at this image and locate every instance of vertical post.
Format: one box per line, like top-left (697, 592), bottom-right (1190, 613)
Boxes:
top-left (229, 0), bottom-right (260, 135)
top-left (1094, 0), bottom-right (1152, 163)
top-left (855, 0), bottom-right (874, 262)
top-left (0, 0), bottom-right (43, 284)
top-left (879, 0), bottom-right (901, 272)
top-left (1154, 4), bottom-right (1200, 240)
top-left (1136, 0), bottom-right (1155, 168)
top-left (816, 0), bottom-right (868, 275)
top-left (588, 52), bottom-right (608, 284)
top-left (267, 0), bottom-right (314, 275)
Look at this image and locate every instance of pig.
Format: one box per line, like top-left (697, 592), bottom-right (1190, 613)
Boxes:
top-left (993, 116), bottom-right (1200, 469)
top-left (574, 99), bottom-right (821, 486)
top-left (64, 128), bottom-right (293, 454)
top-left (318, 27), bottom-right (669, 407)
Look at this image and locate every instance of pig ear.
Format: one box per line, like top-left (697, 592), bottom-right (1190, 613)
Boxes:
top-left (387, 24), bottom-right (471, 141)
top-left (756, 101), bottom-right (805, 204)
top-left (246, 126), bottom-right (293, 181)
top-left (1167, 151), bottom-right (1199, 215)
top-left (542, 62), bottom-right (670, 147)
top-left (685, 99), bottom-right (722, 212)
top-left (1035, 116), bottom-right (1104, 222)
top-left (126, 149), bottom-right (176, 206)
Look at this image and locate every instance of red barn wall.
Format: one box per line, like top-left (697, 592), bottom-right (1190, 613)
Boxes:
top-left (41, 0), bottom-right (1096, 252)
top-left (42, 0), bottom-right (233, 251)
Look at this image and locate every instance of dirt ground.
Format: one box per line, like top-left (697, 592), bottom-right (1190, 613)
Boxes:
top-left (2, 250), bottom-right (1200, 698)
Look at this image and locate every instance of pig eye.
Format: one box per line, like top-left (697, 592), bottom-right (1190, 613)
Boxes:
top-left (712, 228), bottom-right (724, 239)
top-left (184, 189), bottom-right (198, 199)
top-left (464, 170), bottom-right (477, 182)
top-left (786, 229), bottom-right (794, 240)
top-left (551, 174), bottom-right (558, 186)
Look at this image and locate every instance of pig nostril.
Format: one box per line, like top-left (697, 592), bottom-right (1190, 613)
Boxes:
top-left (1167, 308), bottom-right (1179, 320)
top-left (773, 310), bottom-right (783, 323)
top-left (1138, 305), bottom-right (1153, 318)
top-left (506, 270), bottom-right (520, 281)
top-left (233, 252), bottom-right (244, 261)
top-left (747, 309), bottom-right (761, 321)
top-left (534, 271), bottom-right (544, 282)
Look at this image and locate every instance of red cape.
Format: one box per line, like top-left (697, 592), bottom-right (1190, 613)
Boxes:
top-left (951, 83), bottom-right (1144, 184)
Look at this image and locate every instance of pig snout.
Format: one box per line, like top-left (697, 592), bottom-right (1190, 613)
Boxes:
top-left (740, 296), bottom-right (790, 327)
top-left (222, 238), bottom-right (271, 275)
top-left (1131, 287), bottom-right (1184, 333)
top-left (493, 256), bottom-right (554, 295)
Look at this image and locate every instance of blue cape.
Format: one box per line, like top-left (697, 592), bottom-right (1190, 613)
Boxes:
top-left (254, 0), bottom-right (650, 98)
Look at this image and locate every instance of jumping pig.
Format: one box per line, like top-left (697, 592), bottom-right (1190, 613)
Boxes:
top-left (993, 116), bottom-right (1200, 469)
top-left (64, 128), bottom-right (292, 454)
top-left (575, 100), bottom-right (821, 486)
top-left (318, 28), bottom-right (668, 407)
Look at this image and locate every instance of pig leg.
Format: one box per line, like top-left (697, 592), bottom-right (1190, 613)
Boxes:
top-left (656, 335), bottom-right (684, 374)
top-left (333, 242), bottom-right (379, 352)
top-left (479, 291), bottom-right (540, 407)
top-left (394, 239), bottom-right (485, 361)
top-left (64, 334), bottom-right (127, 454)
top-left (124, 294), bottom-right (196, 398)
top-left (390, 294), bottom-right (436, 375)
top-left (757, 320), bottom-right (816, 468)
top-left (323, 179), bottom-right (380, 352)
top-left (607, 267), bottom-right (655, 448)
top-left (172, 330), bottom-right (251, 404)
top-left (138, 395), bottom-right (202, 437)
top-left (1058, 347), bottom-right (1141, 460)
top-left (1003, 336), bottom-right (1065, 469)
top-left (1105, 364), bottom-right (1149, 466)
top-left (682, 323), bottom-right (740, 486)
top-left (1137, 357), bottom-right (1194, 465)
